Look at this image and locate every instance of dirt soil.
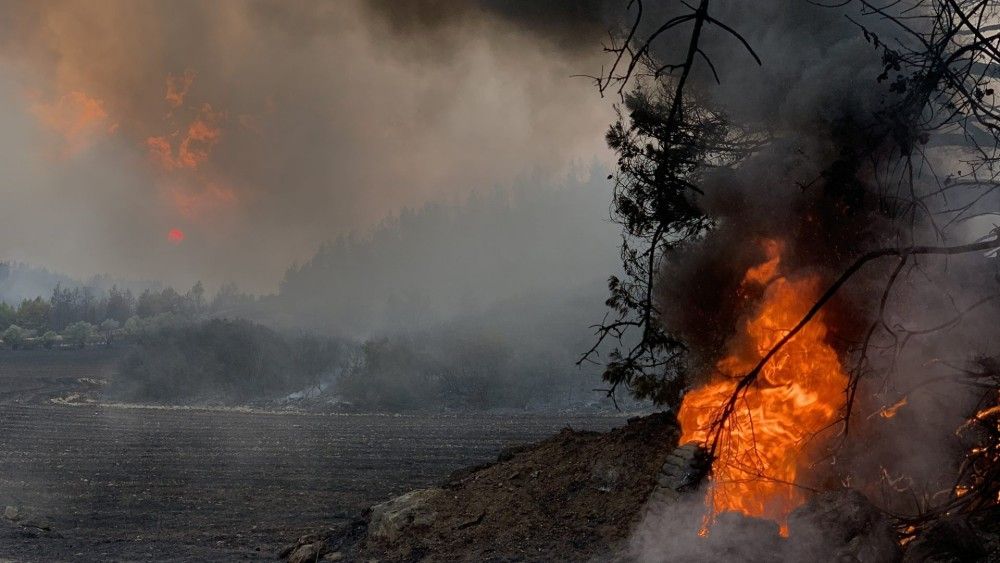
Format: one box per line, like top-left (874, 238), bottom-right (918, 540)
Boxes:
top-left (284, 411), bottom-right (1000, 563)
top-left (304, 411), bottom-right (681, 562)
top-left (0, 349), bottom-right (626, 561)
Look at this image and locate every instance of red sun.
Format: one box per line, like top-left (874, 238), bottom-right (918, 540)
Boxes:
top-left (167, 228), bottom-right (185, 244)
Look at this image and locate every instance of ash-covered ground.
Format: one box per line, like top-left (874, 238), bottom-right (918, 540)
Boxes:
top-left (0, 350), bottom-right (625, 561)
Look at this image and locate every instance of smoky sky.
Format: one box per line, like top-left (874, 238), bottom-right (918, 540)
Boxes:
top-left (0, 0), bottom-right (618, 292)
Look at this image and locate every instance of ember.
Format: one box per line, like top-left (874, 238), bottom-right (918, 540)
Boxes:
top-left (678, 240), bottom-right (847, 534)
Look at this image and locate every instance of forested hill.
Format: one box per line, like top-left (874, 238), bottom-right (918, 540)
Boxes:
top-left (273, 173), bottom-right (621, 337)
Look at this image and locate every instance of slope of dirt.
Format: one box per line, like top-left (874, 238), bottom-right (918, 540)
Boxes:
top-left (299, 412), bottom-right (680, 562)
top-left (286, 408), bottom-right (1000, 563)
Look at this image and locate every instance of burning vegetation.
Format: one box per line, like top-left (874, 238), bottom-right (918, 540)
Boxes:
top-left (678, 239), bottom-right (848, 533)
top-left (578, 0), bottom-right (1000, 557)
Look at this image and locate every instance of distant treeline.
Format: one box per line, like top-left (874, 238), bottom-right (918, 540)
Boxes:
top-left (0, 282), bottom-right (255, 350)
top-left (274, 177), bottom-right (620, 336)
top-left (0, 261), bottom-right (161, 308)
top-left (108, 316), bottom-right (603, 410)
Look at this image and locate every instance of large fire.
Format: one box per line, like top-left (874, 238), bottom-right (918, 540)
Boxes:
top-left (678, 240), bottom-right (848, 533)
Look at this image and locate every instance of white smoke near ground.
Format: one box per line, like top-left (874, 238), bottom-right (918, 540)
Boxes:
top-left (626, 495), bottom-right (774, 562)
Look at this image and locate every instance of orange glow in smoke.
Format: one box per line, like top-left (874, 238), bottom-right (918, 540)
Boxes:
top-left (167, 182), bottom-right (237, 219)
top-left (678, 239), bottom-right (847, 534)
top-left (167, 228), bottom-right (185, 244)
top-left (30, 90), bottom-right (116, 155)
top-left (146, 104), bottom-right (222, 170)
top-left (165, 69), bottom-right (196, 109)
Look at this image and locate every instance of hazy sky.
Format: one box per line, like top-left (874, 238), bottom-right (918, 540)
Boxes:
top-left (0, 1), bottom-right (616, 292)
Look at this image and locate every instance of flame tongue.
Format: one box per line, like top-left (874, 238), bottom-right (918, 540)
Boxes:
top-left (678, 240), bottom-right (847, 533)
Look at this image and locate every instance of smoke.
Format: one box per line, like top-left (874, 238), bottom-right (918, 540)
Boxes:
top-left (0, 0), bottom-right (617, 291)
top-left (639, 1), bottom-right (900, 371)
top-left (629, 495), bottom-right (786, 562)
top-left (616, 0), bottom-right (999, 556)
top-left (0, 0), bottom-right (995, 552)
top-left (363, 0), bottom-right (616, 55)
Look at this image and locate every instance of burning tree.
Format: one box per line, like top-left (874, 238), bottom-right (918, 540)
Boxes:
top-left (583, 0), bottom-right (1000, 540)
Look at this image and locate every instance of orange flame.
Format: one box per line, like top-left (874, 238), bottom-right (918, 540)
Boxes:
top-left (678, 239), bottom-right (847, 534)
top-left (876, 397), bottom-right (908, 419)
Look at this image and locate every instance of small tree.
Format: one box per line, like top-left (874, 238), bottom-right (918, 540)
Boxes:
top-left (15, 297), bottom-right (50, 333)
top-left (41, 330), bottom-right (61, 349)
top-left (2, 324), bottom-right (26, 350)
top-left (63, 321), bottom-right (95, 349)
top-left (99, 318), bottom-right (120, 346)
top-left (0, 302), bottom-right (15, 332)
top-left (123, 315), bottom-right (144, 339)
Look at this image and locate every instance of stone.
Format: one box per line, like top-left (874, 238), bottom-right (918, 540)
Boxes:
top-left (2, 506), bottom-right (19, 521)
top-left (656, 442), bottom-right (710, 493)
top-left (18, 516), bottom-right (52, 531)
top-left (367, 488), bottom-right (443, 544)
top-left (288, 540), bottom-right (328, 563)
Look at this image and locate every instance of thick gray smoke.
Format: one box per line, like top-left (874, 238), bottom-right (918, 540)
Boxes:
top-left (620, 0), bottom-right (999, 556)
top-left (641, 1), bottom-right (900, 368)
top-left (0, 0), bottom-right (615, 291)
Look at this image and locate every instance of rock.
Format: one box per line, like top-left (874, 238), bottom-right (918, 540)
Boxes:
top-left (322, 552), bottom-right (343, 561)
top-left (367, 488), bottom-right (443, 544)
top-left (18, 516), bottom-right (53, 531)
top-left (3, 506), bottom-right (20, 521)
top-left (788, 489), bottom-right (901, 563)
top-left (288, 540), bottom-right (328, 563)
top-left (657, 442), bottom-right (711, 493)
top-left (454, 511), bottom-right (485, 531)
top-left (277, 543), bottom-right (296, 559)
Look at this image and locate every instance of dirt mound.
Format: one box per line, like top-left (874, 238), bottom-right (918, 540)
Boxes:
top-left (287, 412), bottom-right (680, 562)
top-left (280, 411), bottom-right (1000, 562)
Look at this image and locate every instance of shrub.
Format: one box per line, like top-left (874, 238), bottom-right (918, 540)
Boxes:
top-left (63, 321), bottom-right (96, 348)
top-left (41, 330), bottom-right (61, 349)
top-left (2, 324), bottom-right (27, 350)
top-left (110, 318), bottom-right (346, 404)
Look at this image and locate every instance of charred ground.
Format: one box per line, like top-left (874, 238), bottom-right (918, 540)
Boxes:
top-left (0, 350), bottom-right (625, 561)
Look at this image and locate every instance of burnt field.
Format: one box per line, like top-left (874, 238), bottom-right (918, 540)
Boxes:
top-left (0, 350), bottom-right (625, 561)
